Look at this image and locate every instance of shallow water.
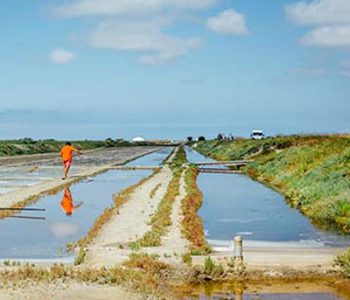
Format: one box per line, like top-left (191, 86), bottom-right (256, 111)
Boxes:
top-left (0, 148), bottom-right (171, 259)
top-left (126, 147), bottom-right (172, 166)
top-left (0, 170), bottom-right (151, 259)
top-left (0, 166), bottom-right (85, 194)
top-left (186, 293), bottom-right (342, 300)
top-left (185, 147), bottom-right (350, 247)
top-left (179, 279), bottom-right (349, 300)
top-left (0, 147), bottom-right (172, 195)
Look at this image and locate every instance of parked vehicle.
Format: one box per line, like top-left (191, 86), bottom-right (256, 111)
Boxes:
top-left (250, 130), bottom-right (265, 140)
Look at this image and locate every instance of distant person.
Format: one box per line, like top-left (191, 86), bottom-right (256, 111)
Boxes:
top-left (60, 142), bottom-right (81, 180)
top-left (60, 187), bottom-right (83, 217)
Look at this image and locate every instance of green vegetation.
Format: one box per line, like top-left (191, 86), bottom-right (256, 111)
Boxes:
top-left (133, 169), bottom-right (182, 247)
top-left (0, 138), bottom-right (105, 157)
top-left (182, 253), bottom-right (192, 266)
top-left (74, 247), bottom-right (86, 266)
top-left (203, 257), bottom-right (224, 277)
top-left (169, 146), bottom-right (187, 169)
top-left (150, 183), bottom-right (162, 199)
top-left (195, 135), bottom-right (350, 232)
top-left (182, 166), bottom-right (211, 254)
top-left (336, 249), bottom-right (350, 277)
top-left (0, 138), bottom-right (166, 157)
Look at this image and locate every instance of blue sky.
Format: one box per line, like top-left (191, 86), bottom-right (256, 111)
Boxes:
top-left (0, 0), bottom-right (349, 140)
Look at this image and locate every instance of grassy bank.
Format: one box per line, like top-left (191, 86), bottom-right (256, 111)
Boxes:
top-left (195, 135), bottom-right (350, 232)
top-left (0, 139), bottom-right (105, 157)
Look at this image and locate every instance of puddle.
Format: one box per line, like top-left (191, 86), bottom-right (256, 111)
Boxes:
top-left (0, 148), bottom-right (172, 259)
top-left (178, 281), bottom-right (350, 300)
top-left (185, 293), bottom-right (343, 299)
top-left (185, 147), bottom-right (350, 248)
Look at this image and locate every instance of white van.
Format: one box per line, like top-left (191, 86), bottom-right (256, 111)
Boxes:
top-left (250, 130), bottom-right (265, 140)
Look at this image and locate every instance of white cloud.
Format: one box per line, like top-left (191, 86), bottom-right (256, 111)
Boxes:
top-left (286, 0), bottom-right (350, 25)
top-left (286, 0), bottom-right (350, 49)
top-left (339, 59), bottom-right (350, 77)
top-left (301, 25), bottom-right (350, 47)
top-left (86, 19), bottom-right (202, 64)
top-left (340, 70), bottom-right (350, 77)
top-left (51, 223), bottom-right (78, 239)
top-left (207, 9), bottom-right (249, 35)
top-left (54, 0), bottom-right (217, 17)
top-left (339, 60), bottom-right (350, 69)
top-left (294, 67), bottom-right (327, 76)
top-left (50, 48), bottom-right (76, 64)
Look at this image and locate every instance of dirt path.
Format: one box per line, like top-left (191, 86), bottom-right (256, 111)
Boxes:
top-left (0, 282), bottom-right (151, 300)
top-left (146, 171), bottom-right (189, 264)
top-left (85, 165), bottom-right (173, 267)
top-left (191, 244), bottom-right (343, 274)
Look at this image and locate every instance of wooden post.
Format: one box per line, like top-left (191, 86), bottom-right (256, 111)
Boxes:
top-left (234, 235), bottom-right (243, 263)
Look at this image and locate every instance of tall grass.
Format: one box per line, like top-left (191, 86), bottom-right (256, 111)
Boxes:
top-left (195, 135), bottom-right (350, 232)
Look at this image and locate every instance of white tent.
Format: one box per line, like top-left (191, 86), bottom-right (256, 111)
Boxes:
top-left (131, 136), bottom-right (145, 142)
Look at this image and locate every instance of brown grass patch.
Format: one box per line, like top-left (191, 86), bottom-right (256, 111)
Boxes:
top-left (182, 166), bottom-right (210, 254)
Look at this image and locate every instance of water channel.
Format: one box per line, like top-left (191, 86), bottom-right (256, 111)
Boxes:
top-left (185, 147), bottom-right (350, 248)
top-left (0, 148), bottom-right (172, 260)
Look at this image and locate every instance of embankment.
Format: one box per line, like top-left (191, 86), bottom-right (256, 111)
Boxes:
top-left (195, 135), bottom-right (350, 232)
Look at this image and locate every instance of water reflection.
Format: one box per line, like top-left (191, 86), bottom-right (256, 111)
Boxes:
top-left (51, 222), bottom-right (79, 239)
top-left (0, 147), bottom-right (172, 259)
top-left (0, 170), bottom-right (151, 259)
top-left (182, 282), bottom-right (345, 300)
top-left (185, 147), bottom-right (350, 247)
top-left (60, 187), bottom-right (83, 217)
top-left (188, 294), bottom-right (342, 300)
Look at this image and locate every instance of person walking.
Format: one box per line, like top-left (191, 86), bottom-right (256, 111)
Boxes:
top-left (60, 142), bottom-right (81, 180)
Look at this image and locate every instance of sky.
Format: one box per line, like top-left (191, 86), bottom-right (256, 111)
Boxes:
top-left (0, 0), bottom-right (349, 140)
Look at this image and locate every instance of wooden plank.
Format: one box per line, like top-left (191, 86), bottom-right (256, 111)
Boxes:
top-left (194, 160), bottom-right (253, 166)
top-left (198, 168), bottom-right (242, 174)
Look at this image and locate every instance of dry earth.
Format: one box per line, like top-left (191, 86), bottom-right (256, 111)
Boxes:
top-left (0, 281), bottom-right (153, 300)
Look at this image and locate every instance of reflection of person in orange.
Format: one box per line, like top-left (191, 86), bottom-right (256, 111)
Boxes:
top-left (61, 187), bottom-right (83, 217)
